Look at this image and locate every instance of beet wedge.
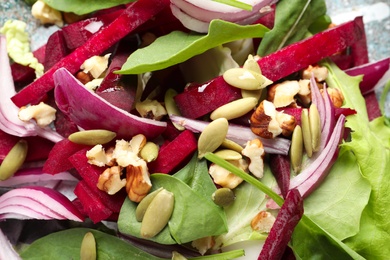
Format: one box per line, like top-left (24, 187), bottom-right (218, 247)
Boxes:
top-left (11, 0), bottom-right (170, 107)
top-left (175, 17), bottom-right (364, 118)
top-left (258, 189), bottom-right (304, 260)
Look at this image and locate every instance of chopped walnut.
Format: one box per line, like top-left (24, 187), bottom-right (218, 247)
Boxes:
top-left (126, 160), bottom-right (152, 202)
top-left (97, 166), bottom-right (126, 195)
top-left (86, 144), bottom-right (108, 167)
top-left (324, 88), bottom-right (344, 108)
top-left (31, 0), bottom-right (63, 27)
top-left (297, 79), bottom-right (311, 107)
top-left (209, 159), bottom-right (248, 189)
top-left (18, 102), bottom-right (56, 127)
top-left (301, 65), bottom-right (328, 82)
top-left (135, 99), bottom-right (167, 120)
top-left (192, 236), bottom-right (215, 255)
top-left (251, 211), bottom-right (276, 233)
top-left (241, 139), bottom-right (265, 178)
top-left (80, 54), bottom-right (111, 79)
top-left (267, 81), bottom-right (300, 108)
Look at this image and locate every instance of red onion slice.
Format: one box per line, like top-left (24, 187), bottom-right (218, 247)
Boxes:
top-left (0, 229), bottom-right (22, 260)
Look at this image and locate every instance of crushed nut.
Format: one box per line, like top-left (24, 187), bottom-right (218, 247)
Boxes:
top-left (112, 136), bottom-right (146, 167)
top-left (97, 166), bottom-right (126, 195)
top-left (76, 71), bottom-right (93, 85)
top-left (192, 236), bottom-right (215, 255)
top-left (267, 81), bottom-right (300, 108)
top-left (31, 0), bottom-right (63, 27)
top-left (241, 139), bottom-right (265, 178)
top-left (301, 65), bottom-right (328, 82)
top-left (297, 79), bottom-right (311, 107)
top-left (324, 88), bottom-right (344, 108)
top-left (18, 102), bottom-right (56, 127)
top-left (209, 159), bottom-right (248, 189)
top-left (251, 211), bottom-right (276, 233)
top-left (80, 54), bottom-right (111, 79)
top-left (126, 161), bottom-right (152, 202)
top-left (86, 144), bottom-right (108, 167)
top-left (135, 99), bottom-right (167, 120)
top-left (250, 100), bottom-right (296, 138)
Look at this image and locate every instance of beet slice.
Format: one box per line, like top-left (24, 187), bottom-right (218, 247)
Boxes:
top-left (44, 30), bottom-right (69, 71)
top-left (364, 92), bottom-right (382, 121)
top-left (175, 17), bottom-right (364, 119)
top-left (42, 139), bottom-right (90, 175)
top-left (74, 180), bottom-right (113, 223)
top-left (258, 189), bottom-right (304, 260)
top-left (11, 0), bottom-right (170, 107)
top-left (69, 148), bottom-right (126, 213)
top-left (148, 129), bottom-right (197, 174)
top-left (269, 154), bottom-right (291, 199)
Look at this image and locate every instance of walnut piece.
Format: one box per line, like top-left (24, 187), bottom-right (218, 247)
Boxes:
top-left (251, 211), bottom-right (276, 233)
top-left (126, 160), bottom-right (152, 202)
top-left (241, 139), bottom-right (265, 178)
top-left (209, 159), bottom-right (248, 189)
top-left (97, 166), bottom-right (126, 195)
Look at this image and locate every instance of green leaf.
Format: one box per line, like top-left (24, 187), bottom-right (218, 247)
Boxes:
top-left (43, 0), bottom-right (133, 15)
top-left (118, 156), bottom-right (227, 245)
top-left (117, 19), bottom-right (269, 74)
top-left (257, 0), bottom-right (327, 56)
top-left (19, 228), bottom-right (165, 260)
top-left (323, 60), bottom-right (390, 259)
top-left (303, 149), bottom-right (371, 241)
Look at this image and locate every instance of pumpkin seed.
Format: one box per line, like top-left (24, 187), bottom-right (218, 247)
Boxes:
top-left (68, 129), bottom-right (116, 145)
top-left (164, 88), bottom-right (185, 131)
top-left (135, 187), bottom-right (163, 222)
top-left (301, 109), bottom-right (313, 158)
top-left (243, 54), bottom-right (261, 74)
top-left (214, 149), bottom-right (242, 160)
top-left (309, 104), bottom-right (321, 152)
top-left (141, 189), bottom-right (175, 238)
top-left (221, 139), bottom-right (243, 153)
top-left (80, 232), bottom-right (96, 260)
top-left (198, 118), bottom-right (229, 158)
top-left (290, 125), bottom-right (303, 173)
top-left (172, 251), bottom-right (188, 260)
top-left (0, 139), bottom-right (28, 181)
top-left (210, 97), bottom-right (257, 121)
top-left (212, 188), bottom-right (235, 207)
top-left (140, 141), bottom-right (159, 162)
top-left (223, 68), bottom-right (266, 90)
top-left (241, 88), bottom-right (263, 101)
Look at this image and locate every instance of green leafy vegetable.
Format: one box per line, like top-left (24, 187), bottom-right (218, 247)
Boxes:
top-left (118, 155), bottom-right (227, 245)
top-left (323, 60), bottom-right (390, 259)
top-left (116, 19), bottom-right (269, 74)
top-left (43, 0), bottom-right (133, 15)
top-left (379, 80), bottom-right (390, 126)
top-left (257, 0), bottom-right (327, 56)
top-left (19, 228), bottom-right (165, 260)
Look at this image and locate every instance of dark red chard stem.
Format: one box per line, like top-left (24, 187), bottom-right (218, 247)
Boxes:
top-left (269, 154), bottom-right (290, 199)
top-left (11, 0), bottom-right (170, 107)
top-left (258, 189), bottom-right (304, 260)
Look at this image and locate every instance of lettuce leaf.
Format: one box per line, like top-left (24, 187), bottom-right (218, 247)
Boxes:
top-left (43, 0), bottom-right (133, 15)
top-left (116, 20), bottom-right (269, 75)
top-left (323, 60), bottom-right (390, 259)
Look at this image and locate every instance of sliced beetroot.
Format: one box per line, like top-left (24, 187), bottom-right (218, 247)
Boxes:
top-left (69, 148), bottom-right (126, 213)
top-left (277, 107), bottom-right (302, 126)
top-left (44, 30), bottom-right (69, 71)
top-left (364, 92), bottom-right (382, 121)
top-left (74, 180), bottom-right (113, 223)
top-left (148, 129), bottom-right (197, 174)
top-left (334, 107), bottom-right (356, 119)
top-left (174, 76), bottom-right (242, 119)
top-left (269, 154), bottom-right (291, 199)
top-left (53, 109), bottom-right (79, 138)
top-left (11, 0), bottom-right (170, 107)
top-left (350, 17), bottom-right (369, 67)
top-left (42, 138), bottom-right (90, 175)
top-left (97, 88), bottom-right (136, 113)
top-left (161, 120), bottom-right (182, 141)
top-left (258, 189), bottom-right (304, 260)
top-left (53, 68), bottom-right (167, 139)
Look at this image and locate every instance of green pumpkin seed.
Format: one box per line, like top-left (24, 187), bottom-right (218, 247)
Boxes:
top-left (241, 88), bottom-right (263, 101)
top-left (140, 142), bottom-right (159, 163)
top-left (210, 97), bottom-right (258, 121)
top-left (243, 54), bottom-right (261, 74)
top-left (164, 88), bottom-right (184, 131)
top-left (290, 125), bottom-right (303, 173)
top-left (68, 129), bottom-right (116, 145)
top-left (221, 139), bottom-right (243, 153)
top-left (301, 109), bottom-right (313, 158)
top-left (0, 139), bottom-right (28, 181)
top-left (214, 149), bottom-right (242, 160)
top-left (212, 188), bottom-right (235, 207)
top-left (80, 232), bottom-right (96, 260)
top-left (141, 189), bottom-right (175, 238)
top-left (223, 68), bottom-right (266, 90)
top-left (172, 251), bottom-right (188, 260)
top-left (309, 104), bottom-right (321, 152)
top-left (135, 187), bottom-right (163, 222)
top-left (198, 118), bottom-right (229, 158)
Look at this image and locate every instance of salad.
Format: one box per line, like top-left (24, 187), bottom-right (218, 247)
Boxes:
top-left (0, 0), bottom-right (389, 259)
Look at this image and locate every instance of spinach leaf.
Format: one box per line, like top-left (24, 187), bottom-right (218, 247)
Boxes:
top-left (257, 0), bottom-right (327, 56)
top-left (214, 165), bottom-right (276, 248)
top-left (116, 20), bottom-right (269, 74)
top-left (303, 149), bottom-right (371, 241)
top-left (43, 0), bottom-right (133, 15)
top-left (20, 228), bottom-right (165, 260)
top-left (323, 60), bottom-right (390, 259)
top-left (118, 156), bottom-right (227, 245)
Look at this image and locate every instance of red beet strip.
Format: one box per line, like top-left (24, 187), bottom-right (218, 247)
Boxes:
top-left (11, 0), bottom-right (170, 107)
top-left (258, 189), bottom-right (304, 260)
top-left (269, 154), bottom-right (291, 199)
